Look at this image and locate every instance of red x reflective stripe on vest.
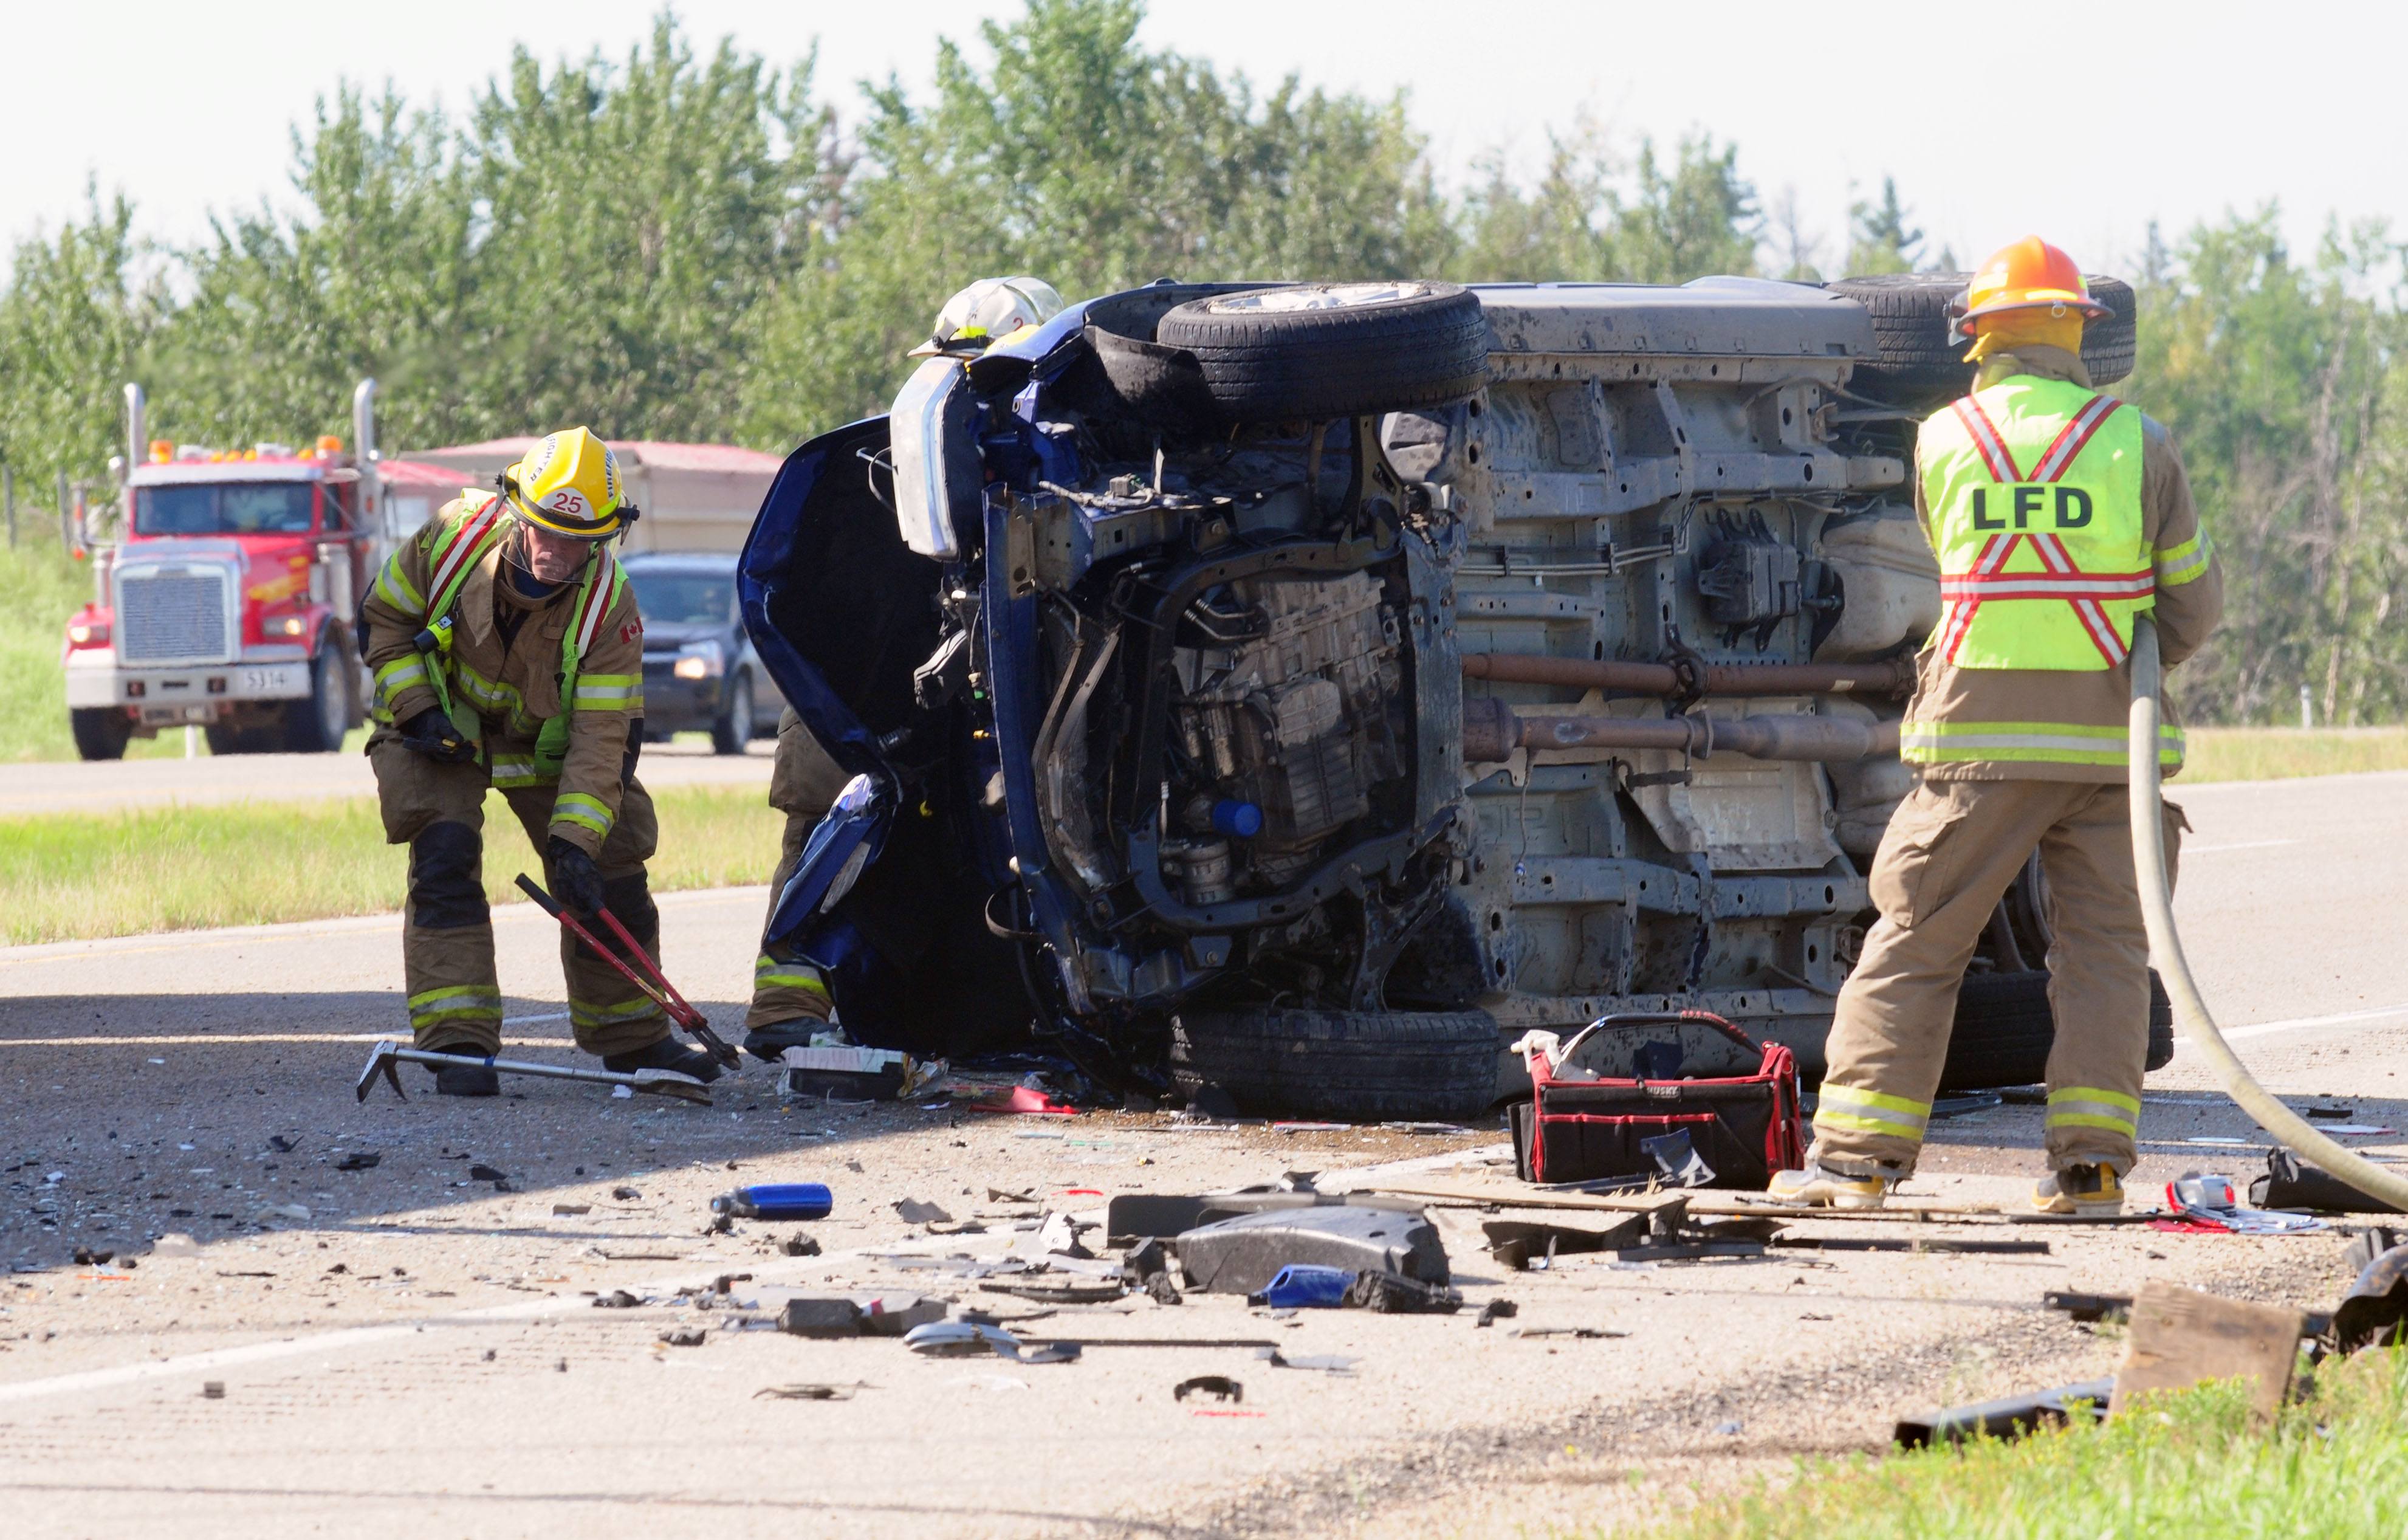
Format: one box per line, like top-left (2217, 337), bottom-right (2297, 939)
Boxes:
top-left (1931, 392), bottom-right (2149, 667)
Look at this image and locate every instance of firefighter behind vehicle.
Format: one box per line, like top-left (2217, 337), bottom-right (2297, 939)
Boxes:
top-left (1770, 237), bottom-right (2223, 1214)
top-left (741, 277), bottom-right (1066, 1061)
top-left (361, 427), bottom-right (721, 1096)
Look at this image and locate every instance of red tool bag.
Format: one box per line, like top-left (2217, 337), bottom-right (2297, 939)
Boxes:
top-left (1511, 1011), bottom-right (1806, 1189)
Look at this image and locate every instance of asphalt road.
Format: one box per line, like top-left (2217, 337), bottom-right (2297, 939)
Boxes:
top-left (0, 737), bottom-right (772, 817)
top-left (1, 772), bottom-right (2403, 1536)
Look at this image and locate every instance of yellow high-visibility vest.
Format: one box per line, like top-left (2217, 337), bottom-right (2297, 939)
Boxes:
top-left (1916, 375), bottom-right (2149, 670)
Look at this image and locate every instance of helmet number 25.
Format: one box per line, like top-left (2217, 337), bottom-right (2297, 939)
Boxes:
top-left (546, 490), bottom-right (588, 516)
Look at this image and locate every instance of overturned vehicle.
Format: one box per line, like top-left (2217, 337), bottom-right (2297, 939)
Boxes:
top-left (739, 273), bottom-right (2170, 1118)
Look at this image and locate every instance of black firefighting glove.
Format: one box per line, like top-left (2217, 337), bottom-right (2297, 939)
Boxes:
top-left (546, 836), bottom-right (606, 918)
top-left (399, 707), bottom-right (478, 764)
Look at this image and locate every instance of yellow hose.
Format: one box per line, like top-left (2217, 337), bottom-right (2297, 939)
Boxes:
top-left (2128, 616), bottom-right (2408, 1209)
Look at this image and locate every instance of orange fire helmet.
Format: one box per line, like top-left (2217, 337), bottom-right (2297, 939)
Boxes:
top-left (1951, 236), bottom-right (2111, 342)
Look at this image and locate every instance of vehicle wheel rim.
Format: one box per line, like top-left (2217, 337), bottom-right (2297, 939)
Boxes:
top-left (319, 653), bottom-right (346, 744)
top-left (1203, 281), bottom-right (1430, 315)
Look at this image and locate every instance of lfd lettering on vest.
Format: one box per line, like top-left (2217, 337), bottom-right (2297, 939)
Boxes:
top-left (1969, 485), bottom-right (2094, 530)
top-left (1918, 376), bottom-right (2150, 671)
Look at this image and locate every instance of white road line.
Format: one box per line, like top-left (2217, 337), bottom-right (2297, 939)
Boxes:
top-left (2181, 839), bottom-right (2299, 854)
top-left (2174, 1001), bottom-right (2408, 1045)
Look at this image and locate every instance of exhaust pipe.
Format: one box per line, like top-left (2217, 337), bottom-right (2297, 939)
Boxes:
top-left (1462, 696), bottom-right (1898, 765)
top-left (1462, 652), bottom-right (1916, 698)
top-left (352, 378), bottom-right (381, 533)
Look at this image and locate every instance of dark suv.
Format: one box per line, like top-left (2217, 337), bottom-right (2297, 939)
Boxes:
top-left (625, 551), bottom-right (784, 753)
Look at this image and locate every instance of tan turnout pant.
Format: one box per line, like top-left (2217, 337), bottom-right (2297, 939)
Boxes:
top-left (1813, 778), bottom-right (2184, 1178)
top-left (744, 710), bottom-right (850, 1032)
top-left (370, 738), bottom-right (668, 1057)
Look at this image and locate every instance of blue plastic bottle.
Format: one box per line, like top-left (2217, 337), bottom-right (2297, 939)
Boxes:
top-left (711, 1183), bottom-right (833, 1220)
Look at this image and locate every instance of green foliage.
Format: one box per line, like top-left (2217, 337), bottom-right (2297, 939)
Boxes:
top-left (1847, 176), bottom-right (1925, 276)
top-left (1659, 1350), bottom-right (2408, 1540)
top-left (2124, 211), bottom-right (2408, 723)
top-left (1449, 122), bottom-right (1758, 286)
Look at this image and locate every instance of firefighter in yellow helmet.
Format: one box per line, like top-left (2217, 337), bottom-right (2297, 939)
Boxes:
top-left (361, 427), bottom-right (719, 1096)
top-left (1769, 238), bottom-right (2223, 1213)
top-left (741, 277), bottom-right (1066, 1060)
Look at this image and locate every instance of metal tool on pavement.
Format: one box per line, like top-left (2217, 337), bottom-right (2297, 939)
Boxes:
top-left (352, 1038), bottom-right (712, 1104)
top-left (514, 873), bottom-right (741, 1068)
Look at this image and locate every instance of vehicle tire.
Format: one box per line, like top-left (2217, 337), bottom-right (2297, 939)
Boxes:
top-left (712, 672), bottom-right (753, 756)
top-left (1938, 968), bottom-right (2176, 1091)
top-left (281, 643), bottom-right (349, 753)
top-left (1826, 272), bottom-right (2137, 408)
top-left (1169, 1006), bottom-right (1500, 1120)
top-left (69, 708), bottom-right (131, 761)
top-left (1153, 281), bottom-right (1490, 422)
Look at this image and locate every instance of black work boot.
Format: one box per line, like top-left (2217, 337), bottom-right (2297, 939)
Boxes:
top-left (603, 1036), bottom-right (725, 1084)
top-left (743, 1017), bottom-right (837, 1064)
top-left (423, 1042), bottom-right (501, 1098)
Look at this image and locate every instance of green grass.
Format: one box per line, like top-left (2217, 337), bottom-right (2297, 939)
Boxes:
top-left (2182, 726), bottom-right (2408, 783)
top-left (1657, 1349), bottom-right (2408, 1540)
top-left (0, 783), bottom-right (784, 945)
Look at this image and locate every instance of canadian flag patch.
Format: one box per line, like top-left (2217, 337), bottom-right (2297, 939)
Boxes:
top-left (620, 619), bottom-right (643, 644)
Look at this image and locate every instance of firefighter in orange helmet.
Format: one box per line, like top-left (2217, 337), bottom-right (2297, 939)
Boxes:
top-left (1770, 238), bottom-right (2223, 1214)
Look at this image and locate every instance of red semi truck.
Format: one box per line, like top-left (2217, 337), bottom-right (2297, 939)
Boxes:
top-left (61, 380), bottom-right (458, 759)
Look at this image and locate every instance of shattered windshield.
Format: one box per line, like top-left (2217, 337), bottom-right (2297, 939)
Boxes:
top-left (137, 483), bottom-right (317, 536)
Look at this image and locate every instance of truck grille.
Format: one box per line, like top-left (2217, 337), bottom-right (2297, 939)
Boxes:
top-left (117, 567), bottom-right (235, 664)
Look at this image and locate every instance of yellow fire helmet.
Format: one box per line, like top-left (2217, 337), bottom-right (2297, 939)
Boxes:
top-left (498, 427), bottom-right (636, 540)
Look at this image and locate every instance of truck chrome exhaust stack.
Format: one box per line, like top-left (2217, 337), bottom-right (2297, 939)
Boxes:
top-left (351, 377), bottom-right (381, 532)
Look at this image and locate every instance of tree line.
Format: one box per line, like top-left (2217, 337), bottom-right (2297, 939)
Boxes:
top-left (1, 0), bottom-right (2398, 724)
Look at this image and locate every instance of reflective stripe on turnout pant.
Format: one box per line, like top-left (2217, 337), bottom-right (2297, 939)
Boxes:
top-left (744, 799), bottom-right (834, 1032)
top-left (1813, 777), bottom-right (2184, 1177)
top-left (369, 736), bottom-right (670, 1056)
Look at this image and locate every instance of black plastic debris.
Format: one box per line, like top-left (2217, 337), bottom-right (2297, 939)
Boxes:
top-left (71, 1248), bottom-right (114, 1266)
top-left (469, 1165), bottom-right (507, 1182)
top-left (1484, 1214), bottom-right (1645, 1271)
top-left (2331, 1238), bottom-right (2408, 1353)
top-left (1173, 1205), bottom-right (1449, 1296)
top-left (1345, 1270), bottom-right (1463, 1314)
top-left (779, 1294), bottom-right (946, 1339)
top-left (1256, 1347), bottom-right (1354, 1373)
top-left (1174, 1375), bottom-right (1242, 1403)
top-left (1893, 1379), bottom-right (2111, 1449)
top-left (755, 1383), bottom-right (859, 1401)
top-left (334, 1153), bottom-right (380, 1172)
top-left (658, 1327), bottom-right (708, 1347)
top-left (613, 1186), bottom-right (643, 1201)
top-left (781, 1234), bottom-right (823, 1257)
top-left (266, 1136), bottom-right (297, 1154)
top-left (592, 1290), bottom-right (643, 1309)
top-left (1475, 1299), bottom-right (1519, 1328)
top-left (2251, 1149), bottom-right (2407, 1215)
top-left (1639, 1128), bottom-right (1716, 1188)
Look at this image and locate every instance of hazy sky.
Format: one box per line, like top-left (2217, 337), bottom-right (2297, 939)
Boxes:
top-left (4, 1), bottom-right (2395, 282)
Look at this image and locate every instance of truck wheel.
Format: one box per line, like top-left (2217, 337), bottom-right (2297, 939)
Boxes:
top-left (70, 709), bottom-right (131, 761)
top-left (1153, 281), bottom-right (1490, 422)
top-left (1169, 1006), bottom-right (1500, 1120)
top-left (1826, 272), bottom-right (2136, 407)
top-left (1938, 968), bottom-right (2175, 1091)
top-left (711, 672), bottom-right (754, 755)
top-left (281, 644), bottom-right (349, 753)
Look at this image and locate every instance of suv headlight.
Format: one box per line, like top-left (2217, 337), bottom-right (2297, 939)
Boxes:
top-left (673, 640), bottom-right (725, 680)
